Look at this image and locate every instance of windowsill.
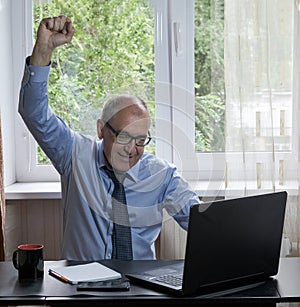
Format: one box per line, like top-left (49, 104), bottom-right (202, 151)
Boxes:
top-left (189, 180), bottom-right (299, 196)
top-left (5, 182), bottom-right (62, 200)
top-left (4, 180), bottom-right (298, 200)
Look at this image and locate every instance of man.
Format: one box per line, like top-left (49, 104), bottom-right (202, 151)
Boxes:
top-left (19, 15), bottom-right (200, 261)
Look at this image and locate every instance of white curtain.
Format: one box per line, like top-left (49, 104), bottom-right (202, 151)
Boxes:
top-left (224, 0), bottom-right (300, 256)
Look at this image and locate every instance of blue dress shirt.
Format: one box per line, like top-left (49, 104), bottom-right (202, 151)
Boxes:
top-left (18, 57), bottom-right (201, 261)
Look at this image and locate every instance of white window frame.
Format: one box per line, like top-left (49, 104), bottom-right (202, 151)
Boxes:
top-left (156, 0), bottom-right (227, 182)
top-left (166, 0), bottom-right (298, 185)
top-left (12, 0), bottom-right (60, 182)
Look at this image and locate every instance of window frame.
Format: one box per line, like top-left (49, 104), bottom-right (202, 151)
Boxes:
top-left (12, 0), bottom-right (60, 182)
top-left (157, 0), bottom-right (228, 181)
top-left (164, 0), bottom-right (298, 184)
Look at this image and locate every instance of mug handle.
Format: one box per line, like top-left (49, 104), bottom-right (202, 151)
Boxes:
top-left (12, 250), bottom-right (19, 269)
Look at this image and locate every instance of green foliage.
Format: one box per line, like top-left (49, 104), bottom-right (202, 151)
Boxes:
top-left (194, 0), bottom-right (225, 151)
top-left (195, 94), bottom-right (225, 152)
top-left (33, 0), bottom-right (155, 163)
top-left (34, 0), bottom-right (154, 128)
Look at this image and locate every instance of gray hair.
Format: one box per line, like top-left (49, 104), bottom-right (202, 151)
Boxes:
top-left (101, 94), bottom-right (150, 124)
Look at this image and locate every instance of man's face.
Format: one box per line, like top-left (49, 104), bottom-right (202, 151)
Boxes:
top-left (102, 105), bottom-right (150, 172)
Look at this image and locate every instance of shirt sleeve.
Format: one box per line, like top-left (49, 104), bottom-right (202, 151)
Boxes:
top-left (18, 57), bottom-right (74, 175)
top-left (163, 166), bottom-right (201, 230)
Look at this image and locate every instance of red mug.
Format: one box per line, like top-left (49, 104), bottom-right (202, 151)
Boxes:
top-left (13, 244), bottom-right (44, 281)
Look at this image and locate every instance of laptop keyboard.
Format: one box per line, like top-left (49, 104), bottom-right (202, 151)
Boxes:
top-left (154, 273), bottom-right (183, 287)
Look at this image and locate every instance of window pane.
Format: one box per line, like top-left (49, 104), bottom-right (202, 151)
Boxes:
top-left (33, 0), bottom-right (155, 164)
top-left (194, 0), bottom-right (293, 154)
top-left (224, 0), bottom-right (293, 153)
top-left (194, 0), bottom-right (225, 153)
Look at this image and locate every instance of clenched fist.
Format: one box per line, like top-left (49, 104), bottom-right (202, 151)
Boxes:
top-left (30, 15), bottom-right (75, 66)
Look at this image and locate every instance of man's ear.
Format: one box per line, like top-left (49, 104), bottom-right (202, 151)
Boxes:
top-left (97, 119), bottom-right (104, 139)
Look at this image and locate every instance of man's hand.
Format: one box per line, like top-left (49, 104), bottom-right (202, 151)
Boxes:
top-left (30, 15), bottom-right (75, 66)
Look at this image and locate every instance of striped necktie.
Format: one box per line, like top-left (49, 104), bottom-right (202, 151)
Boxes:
top-left (104, 166), bottom-right (133, 260)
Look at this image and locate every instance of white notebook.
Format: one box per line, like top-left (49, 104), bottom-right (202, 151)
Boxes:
top-left (49, 262), bottom-right (122, 285)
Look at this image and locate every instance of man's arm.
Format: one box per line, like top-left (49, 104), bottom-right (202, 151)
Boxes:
top-left (30, 15), bottom-right (75, 66)
top-left (18, 16), bottom-right (76, 174)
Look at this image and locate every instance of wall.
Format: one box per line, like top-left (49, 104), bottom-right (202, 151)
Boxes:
top-left (5, 199), bottom-right (63, 261)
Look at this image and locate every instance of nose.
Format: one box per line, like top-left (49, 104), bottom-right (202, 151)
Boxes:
top-left (124, 139), bottom-right (137, 153)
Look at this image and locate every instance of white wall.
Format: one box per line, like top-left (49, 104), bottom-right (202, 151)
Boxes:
top-left (0, 0), bottom-right (16, 186)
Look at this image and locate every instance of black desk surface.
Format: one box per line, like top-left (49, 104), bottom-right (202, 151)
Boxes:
top-left (0, 257), bottom-right (298, 306)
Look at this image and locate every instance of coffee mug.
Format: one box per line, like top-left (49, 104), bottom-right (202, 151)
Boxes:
top-left (13, 244), bottom-right (44, 280)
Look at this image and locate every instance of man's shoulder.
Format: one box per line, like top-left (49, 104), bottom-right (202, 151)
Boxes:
top-left (72, 133), bottom-right (101, 155)
top-left (73, 133), bottom-right (99, 144)
top-left (140, 152), bottom-right (176, 171)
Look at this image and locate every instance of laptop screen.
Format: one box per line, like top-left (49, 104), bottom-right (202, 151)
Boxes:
top-left (182, 191), bottom-right (287, 295)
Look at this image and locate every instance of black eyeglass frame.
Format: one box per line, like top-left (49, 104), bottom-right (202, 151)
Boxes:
top-left (105, 122), bottom-right (152, 147)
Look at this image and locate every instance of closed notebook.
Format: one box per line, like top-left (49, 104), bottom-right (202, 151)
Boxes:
top-left (49, 262), bottom-right (122, 285)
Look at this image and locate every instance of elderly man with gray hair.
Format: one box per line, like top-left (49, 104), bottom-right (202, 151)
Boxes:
top-left (19, 15), bottom-right (200, 261)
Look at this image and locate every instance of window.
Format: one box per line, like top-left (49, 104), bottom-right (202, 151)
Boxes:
top-left (157, 0), bottom-right (227, 181)
top-left (11, 0), bottom-right (296, 185)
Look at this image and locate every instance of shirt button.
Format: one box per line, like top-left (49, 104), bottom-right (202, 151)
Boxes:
top-left (30, 71), bottom-right (35, 76)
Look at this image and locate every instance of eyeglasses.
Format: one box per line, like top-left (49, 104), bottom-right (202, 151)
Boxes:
top-left (105, 122), bottom-right (152, 147)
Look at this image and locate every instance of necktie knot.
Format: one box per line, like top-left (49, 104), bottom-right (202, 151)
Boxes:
top-left (104, 166), bottom-right (126, 187)
top-left (104, 166), bottom-right (119, 183)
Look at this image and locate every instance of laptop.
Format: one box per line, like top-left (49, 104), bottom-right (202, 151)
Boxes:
top-left (126, 191), bottom-right (287, 296)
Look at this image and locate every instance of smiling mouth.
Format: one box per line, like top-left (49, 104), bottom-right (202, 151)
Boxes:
top-left (118, 153), bottom-right (134, 159)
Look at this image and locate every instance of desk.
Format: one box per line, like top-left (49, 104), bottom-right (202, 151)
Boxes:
top-left (0, 257), bottom-right (299, 306)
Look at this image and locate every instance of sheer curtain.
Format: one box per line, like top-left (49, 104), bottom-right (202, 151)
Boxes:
top-left (0, 114), bottom-right (5, 261)
top-left (224, 0), bottom-right (299, 256)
